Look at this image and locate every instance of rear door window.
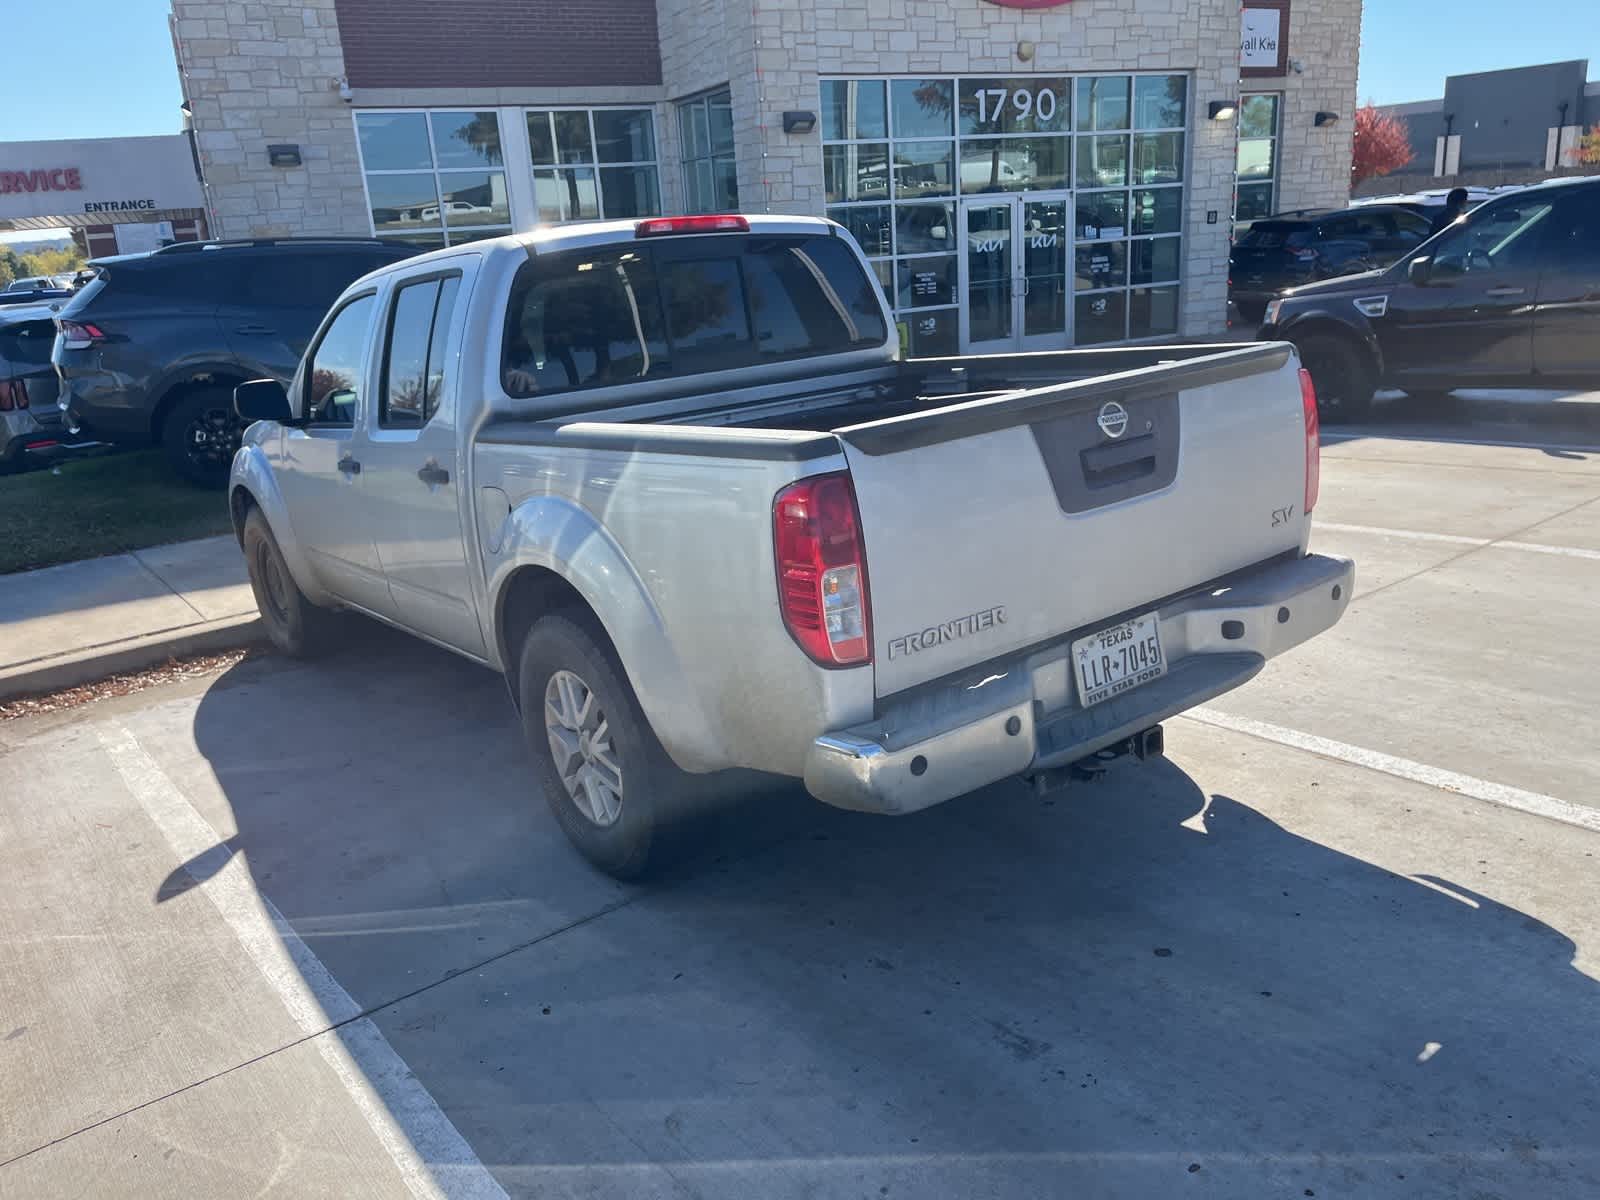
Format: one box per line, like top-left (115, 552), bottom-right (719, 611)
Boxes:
top-left (380, 273), bottom-right (463, 427)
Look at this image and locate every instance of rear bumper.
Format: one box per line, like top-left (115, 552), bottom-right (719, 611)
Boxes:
top-left (803, 551), bottom-right (1354, 814)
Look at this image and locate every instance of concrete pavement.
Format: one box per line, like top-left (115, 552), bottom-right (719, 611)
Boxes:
top-left (0, 535), bottom-right (260, 702)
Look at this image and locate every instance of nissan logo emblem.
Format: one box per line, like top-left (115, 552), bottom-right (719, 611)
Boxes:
top-left (1097, 401), bottom-right (1130, 439)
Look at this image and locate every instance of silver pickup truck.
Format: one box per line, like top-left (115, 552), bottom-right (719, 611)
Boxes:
top-left (229, 214), bottom-right (1353, 877)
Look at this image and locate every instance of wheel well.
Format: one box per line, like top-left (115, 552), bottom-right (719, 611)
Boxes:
top-left (150, 373), bottom-right (248, 443)
top-left (1284, 320), bottom-right (1380, 380)
top-left (496, 567), bottom-right (606, 706)
top-left (229, 485), bottom-right (257, 547)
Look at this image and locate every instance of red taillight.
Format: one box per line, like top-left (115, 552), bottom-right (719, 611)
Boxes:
top-left (773, 472), bottom-right (871, 667)
top-left (58, 320), bottom-right (106, 351)
top-left (635, 214), bottom-right (750, 237)
top-left (1300, 366), bottom-right (1320, 514)
top-left (0, 379), bottom-right (27, 411)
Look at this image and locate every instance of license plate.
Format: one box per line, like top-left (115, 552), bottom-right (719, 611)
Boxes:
top-left (1072, 613), bottom-right (1166, 708)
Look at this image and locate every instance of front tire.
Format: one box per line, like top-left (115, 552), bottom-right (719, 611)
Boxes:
top-left (163, 386), bottom-right (243, 487)
top-left (518, 613), bottom-right (693, 880)
top-left (1296, 332), bottom-right (1375, 423)
top-left (242, 507), bottom-right (336, 658)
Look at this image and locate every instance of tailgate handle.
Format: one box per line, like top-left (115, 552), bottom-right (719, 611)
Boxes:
top-left (1080, 433), bottom-right (1157, 486)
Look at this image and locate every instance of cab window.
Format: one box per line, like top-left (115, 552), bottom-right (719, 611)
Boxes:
top-left (305, 294), bottom-right (375, 425)
top-left (1429, 198), bottom-right (1556, 276)
top-left (380, 273), bottom-right (462, 428)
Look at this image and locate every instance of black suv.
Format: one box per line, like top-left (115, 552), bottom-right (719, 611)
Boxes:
top-left (1260, 178), bottom-right (1600, 421)
top-left (53, 239), bottom-right (417, 483)
top-left (1230, 204), bottom-right (1436, 320)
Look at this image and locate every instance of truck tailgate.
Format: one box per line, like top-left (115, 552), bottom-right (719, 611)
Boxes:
top-left (838, 344), bottom-right (1309, 697)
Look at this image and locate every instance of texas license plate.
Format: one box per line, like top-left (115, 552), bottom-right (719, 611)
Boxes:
top-left (1072, 613), bottom-right (1166, 708)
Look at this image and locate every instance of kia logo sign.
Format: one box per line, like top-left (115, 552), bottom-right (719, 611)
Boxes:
top-left (982, 0), bottom-right (1074, 7)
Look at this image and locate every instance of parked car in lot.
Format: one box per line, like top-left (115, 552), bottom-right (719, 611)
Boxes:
top-left (228, 213), bottom-right (1353, 877)
top-left (52, 237), bottom-right (417, 484)
top-left (1, 303), bottom-right (78, 472)
top-left (4, 274), bottom-right (74, 293)
top-left (0, 286), bottom-right (73, 309)
top-left (1260, 176), bottom-right (1600, 420)
top-left (1230, 204), bottom-right (1437, 320)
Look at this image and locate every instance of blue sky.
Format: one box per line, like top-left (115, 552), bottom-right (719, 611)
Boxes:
top-left (0, 0), bottom-right (1596, 143)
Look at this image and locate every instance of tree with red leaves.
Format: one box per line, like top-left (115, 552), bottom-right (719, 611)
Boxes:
top-left (1351, 104), bottom-right (1413, 185)
top-left (1575, 125), bottom-right (1600, 166)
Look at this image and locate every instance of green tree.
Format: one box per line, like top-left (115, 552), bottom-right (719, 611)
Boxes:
top-left (0, 249), bottom-right (22, 288)
top-left (16, 245), bottom-right (86, 278)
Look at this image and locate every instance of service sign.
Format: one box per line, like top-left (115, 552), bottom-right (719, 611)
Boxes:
top-left (0, 134), bottom-right (201, 223)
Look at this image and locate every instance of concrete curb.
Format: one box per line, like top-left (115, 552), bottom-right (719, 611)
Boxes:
top-left (0, 614), bottom-right (265, 703)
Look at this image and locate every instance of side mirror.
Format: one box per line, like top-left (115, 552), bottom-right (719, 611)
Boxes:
top-left (1407, 257), bottom-right (1432, 287)
top-left (234, 378), bottom-right (293, 423)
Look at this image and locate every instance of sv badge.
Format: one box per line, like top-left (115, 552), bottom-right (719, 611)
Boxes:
top-left (1271, 504), bottom-right (1296, 527)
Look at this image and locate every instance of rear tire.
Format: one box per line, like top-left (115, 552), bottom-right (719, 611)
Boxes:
top-left (1296, 332), bottom-right (1375, 423)
top-left (163, 386), bottom-right (243, 487)
top-left (518, 612), bottom-right (695, 880)
top-left (242, 507), bottom-right (336, 658)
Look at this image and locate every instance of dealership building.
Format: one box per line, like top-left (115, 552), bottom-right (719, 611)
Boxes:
top-left (171, 0), bottom-right (1360, 350)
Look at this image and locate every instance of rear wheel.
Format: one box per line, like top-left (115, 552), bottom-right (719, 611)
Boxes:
top-left (1296, 332), bottom-right (1375, 422)
top-left (163, 386), bottom-right (243, 487)
top-left (518, 612), bottom-right (695, 879)
top-left (242, 507), bottom-right (336, 658)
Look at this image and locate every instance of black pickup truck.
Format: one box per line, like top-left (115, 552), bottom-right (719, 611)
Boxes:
top-left (1259, 177), bottom-right (1600, 420)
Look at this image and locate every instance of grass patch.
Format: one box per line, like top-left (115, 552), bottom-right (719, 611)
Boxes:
top-left (0, 450), bottom-right (233, 574)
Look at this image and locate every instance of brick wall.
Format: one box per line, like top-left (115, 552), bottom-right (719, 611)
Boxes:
top-left (334, 0), bottom-right (663, 89)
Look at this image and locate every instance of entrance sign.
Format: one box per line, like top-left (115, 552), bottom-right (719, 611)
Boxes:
top-left (0, 134), bottom-right (201, 225)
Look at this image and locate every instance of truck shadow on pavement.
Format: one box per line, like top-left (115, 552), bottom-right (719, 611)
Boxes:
top-left (176, 622), bottom-right (1600, 1198)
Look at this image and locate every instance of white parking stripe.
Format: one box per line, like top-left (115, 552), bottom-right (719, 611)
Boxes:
top-left (1315, 521), bottom-right (1600, 562)
top-left (1183, 708), bottom-right (1600, 836)
top-left (1322, 431), bottom-right (1600, 454)
top-left (97, 722), bottom-right (509, 1200)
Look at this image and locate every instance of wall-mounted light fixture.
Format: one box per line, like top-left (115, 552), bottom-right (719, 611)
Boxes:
top-left (267, 143), bottom-right (303, 167)
top-left (1208, 101), bottom-right (1238, 121)
top-left (1314, 111), bottom-right (1341, 127)
top-left (782, 110), bottom-right (817, 135)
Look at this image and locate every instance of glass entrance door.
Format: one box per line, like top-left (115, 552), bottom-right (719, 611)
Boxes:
top-left (960, 194), bottom-right (1072, 353)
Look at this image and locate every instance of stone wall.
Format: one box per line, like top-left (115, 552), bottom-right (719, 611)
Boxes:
top-left (171, 0), bottom-right (370, 239)
top-left (1269, 0), bottom-right (1362, 215)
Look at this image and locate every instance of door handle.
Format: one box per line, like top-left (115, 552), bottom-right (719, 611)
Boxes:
top-left (337, 456), bottom-right (361, 476)
top-left (234, 324), bottom-right (277, 335)
top-left (1485, 286), bottom-right (1526, 297)
top-left (416, 463), bottom-right (450, 487)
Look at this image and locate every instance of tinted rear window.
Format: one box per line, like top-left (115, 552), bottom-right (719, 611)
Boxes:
top-left (0, 319), bottom-right (56, 367)
top-left (1237, 223), bottom-right (1311, 249)
top-left (501, 234), bottom-right (887, 398)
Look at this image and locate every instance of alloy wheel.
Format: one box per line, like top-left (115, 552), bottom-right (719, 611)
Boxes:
top-left (544, 669), bottom-right (624, 827)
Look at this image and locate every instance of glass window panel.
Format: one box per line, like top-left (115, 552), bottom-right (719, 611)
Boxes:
top-left (436, 171), bottom-right (510, 226)
top-left (1133, 132), bottom-right (1184, 184)
top-left (367, 172), bottom-right (442, 233)
top-left (825, 143), bottom-right (890, 203)
top-left (599, 166), bottom-right (660, 218)
top-left (958, 78), bottom-right (1069, 135)
top-left (553, 110), bottom-right (594, 164)
top-left (822, 79), bottom-right (887, 141)
top-left (593, 109), bottom-right (656, 164)
top-left (527, 111), bottom-right (556, 166)
top-left (713, 156), bottom-right (739, 211)
top-left (893, 142), bottom-right (955, 198)
top-left (685, 159), bottom-right (713, 212)
top-left (357, 112), bottom-right (433, 171)
top-left (1130, 236), bottom-right (1181, 284)
top-left (1132, 188), bottom-right (1182, 235)
top-left (1239, 95), bottom-right (1279, 140)
top-left (445, 227), bottom-right (513, 246)
top-left (891, 79), bottom-right (954, 139)
top-left (1076, 134), bottom-right (1129, 188)
top-left (1133, 76), bottom-right (1187, 129)
top-left (895, 202), bottom-right (955, 254)
top-left (709, 92), bottom-right (735, 152)
top-left (660, 256), bottom-right (751, 366)
top-left (423, 276), bottom-right (460, 421)
top-left (430, 111), bottom-right (503, 168)
top-left (745, 239), bottom-right (887, 356)
top-left (1235, 181), bottom-right (1274, 222)
top-left (828, 204), bottom-right (892, 257)
top-left (1129, 285), bottom-right (1179, 338)
top-left (960, 137), bottom-right (1069, 193)
top-left (869, 259), bottom-right (893, 306)
top-left (905, 307), bottom-right (958, 357)
top-left (1075, 241), bottom-right (1127, 290)
top-left (306, 295), bottom-right (375, 425)
top-left (381, 279), bottom-right (439, 428)
top-left (1075, 290), bottom-right (1127, 345)
top-left (1077, 191), bottom-right (1128, 239)
top-left (1077, 76), bottom-right (1130, 131)
top-left (680, 102), bottom-right (709, 159)
top-left (534, 167), bottom-right (600, 222)
top-left (896, 254), bottom-right (957, 308)
top-left (1238, 138), bottom-right (1276, 180)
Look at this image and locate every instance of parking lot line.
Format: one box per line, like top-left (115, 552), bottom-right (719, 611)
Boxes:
top-left (1183, 708), bottom-right (1600, 836)
top-left (1316, 521), bottom-right (1600, 562)
top-left (95, 721), bottom-right (509, 1200)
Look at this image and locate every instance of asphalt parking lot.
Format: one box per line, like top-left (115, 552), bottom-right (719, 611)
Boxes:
top-left (2, 392), bottom-right (1599, 1199)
